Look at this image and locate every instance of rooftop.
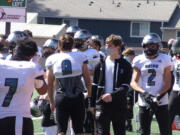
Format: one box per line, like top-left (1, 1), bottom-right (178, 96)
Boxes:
top-left (27, 0), bottom-right (177, 22)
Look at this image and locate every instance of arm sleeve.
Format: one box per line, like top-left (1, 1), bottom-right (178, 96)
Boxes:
top-left (90, 63), bottom-right (100, 107)
top-left (45, 56), bottom-right (53, 70)
top-left (132, 56), bottom-right (140, 69)
top-left (81, 53), bottom-right (88, 64)
top-left (164, 55), bottom-right (172, 68)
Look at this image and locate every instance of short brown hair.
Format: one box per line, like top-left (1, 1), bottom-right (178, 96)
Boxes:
top-left (122, 48), bottom-right (135, 56)
top-left (24, 30), bottom-right (33, 38)
top-left (106, 34), bottom-right (122, 47)
top-left (59, 34), bottom-right (74, 51)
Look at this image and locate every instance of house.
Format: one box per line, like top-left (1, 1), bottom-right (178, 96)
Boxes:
top-left (0, 13), bottom-right (66, 46)
top-left (27, 0), bottom-right (179, 46)
top-left (161, 6), bottom-right (180, 41)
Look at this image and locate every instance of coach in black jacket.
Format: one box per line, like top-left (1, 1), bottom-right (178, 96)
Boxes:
top-left (90, 34), bottom-right (132, 135)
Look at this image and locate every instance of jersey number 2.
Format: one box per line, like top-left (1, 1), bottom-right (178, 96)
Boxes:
top-left (2, 78), bottom-right (18, 107)
top-left (147, 69), bottom-right (156, 86)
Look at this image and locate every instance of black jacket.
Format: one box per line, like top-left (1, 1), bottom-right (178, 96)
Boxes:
top-left (90, 57), bottom-right (132, 107)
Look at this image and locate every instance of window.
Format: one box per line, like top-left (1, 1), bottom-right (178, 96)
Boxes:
top-left (62, 19), bottom-right (78, 26)
top-left (177, 31), bottom-right (180, 37)
top-left (131, 22), bottom-right (150, 37)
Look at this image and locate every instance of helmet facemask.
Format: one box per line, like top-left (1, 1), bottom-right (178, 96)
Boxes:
top-left (142, 33), bottom-right (162, 58)
top-left (143, 43), bottom-right (159, 57)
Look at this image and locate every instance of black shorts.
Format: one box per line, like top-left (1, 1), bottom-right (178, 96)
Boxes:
top-left (0, 116), bottom-right (33, 135)
top-left (55, 93), bottom-right (85, 134)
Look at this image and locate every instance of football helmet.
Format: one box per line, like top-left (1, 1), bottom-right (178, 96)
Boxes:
top-left (30, 97), bottom-right (42, 117)
top-left (91, 35), bottom-right (104, 47)
top-left (43, 38), bottom-right (58, 50)
top-left (6, 31), bottom-right (29, 53)
top-left (74, 29), bottom-right (92, 40)
top-left (66, 26), bottom-right (80, 35)
top-left (142, 33), bottom-right (162, 57)
top-left (74, 29), bottom-right (92, 49)
top-left (142, 33), bottom-right (162, 47)
top-left (6, 31), bottom-right (29, 43)
top-left (171, 37), bottom-right (180, 55)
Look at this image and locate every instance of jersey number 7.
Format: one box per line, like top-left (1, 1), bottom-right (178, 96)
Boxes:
top-left (2, 78), bottom-right (18, 107)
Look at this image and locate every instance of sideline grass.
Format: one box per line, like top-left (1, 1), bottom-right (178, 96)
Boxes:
top-left (32, 90), bottom-right (180, 135)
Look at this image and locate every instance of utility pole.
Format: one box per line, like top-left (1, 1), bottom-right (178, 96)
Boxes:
top-left (5, 22), bottom-right (11, 36)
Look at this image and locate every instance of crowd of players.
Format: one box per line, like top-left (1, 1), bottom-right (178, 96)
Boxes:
top-left (1, 26), bottom-right (180, 135)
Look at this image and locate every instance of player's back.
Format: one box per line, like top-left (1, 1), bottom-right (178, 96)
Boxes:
top-left (0, 59), bottom-right (44, 118)
top-left (83, 48), bottom-right (100, 71)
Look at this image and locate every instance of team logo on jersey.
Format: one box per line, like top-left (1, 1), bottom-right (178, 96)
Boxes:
top-left (120, 69), bottom-right (124, 74)
top-left (158, 60), bottom-right (162, 63)
top-left (93, 55), bottom-right (98, 59)
top-left (62, 59), bottom-right (72, 75)
top-left (145, 64), bottom-right (159, 69)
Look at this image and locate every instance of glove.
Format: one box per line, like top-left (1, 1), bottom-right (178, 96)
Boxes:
top-left (141, 92), bottom-right (159, 114)
top-left (141, 91), bottom-right (153, 104)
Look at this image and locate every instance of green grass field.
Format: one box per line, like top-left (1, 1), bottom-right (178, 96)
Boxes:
top-left (32, 90), bottom-right (180, 135)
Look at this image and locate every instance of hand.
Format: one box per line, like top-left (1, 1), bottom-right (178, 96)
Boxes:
top-left (89, 107), bottom-right (95, 115)
top-left (153, 96), bottom-right (161, 105)
top-left (83, 92), bottom-right (89, 98)
top-left (142, 91), bottom-right (151, 99)
top-left (101, 93), bottom-right (112, 103)
top-left (142, 92), bottom-right (159, 113)
top-left (141, 91), bottom-right (153, 104)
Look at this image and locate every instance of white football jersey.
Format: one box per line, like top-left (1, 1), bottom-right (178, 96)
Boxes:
top-left (132, 53), bottom-right (172, 106)
top-left (0, 53), bottom-right (10, 60)
top-left (45, 52), bottom-right (87, 78)
top-left (0, 59), bottom-right (44, 118)
top-left (82, 48), bottom-right (100, 71)
top-left (172, 59), bottom-right (180, 91)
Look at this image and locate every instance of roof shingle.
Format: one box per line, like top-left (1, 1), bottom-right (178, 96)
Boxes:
top-left (27, 0), bottom-right (177, 22)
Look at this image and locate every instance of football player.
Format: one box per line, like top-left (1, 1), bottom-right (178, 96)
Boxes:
top-left (74, 29), bottom-right (100, 77)
top-left (131, 33), bottom-right (172, 135)
top-left (0, 42), bottom-right (9, 60)
top-left (5, 31), bottom-right (29, 60)
top-left (168, 38), bottom-right (180, 135)
top-left (6, 31), bottom-right (29, 54)
top-left (46, 34), bottom-right (91, 135)
top-left (90, 35), bottom-right (106, 60)
top-left (40, 38), bottom-right (58, 70)
top-left (66, 26), bottom-right (80, 37)
top-left (0, 39), bottom-right (47, 135)
top-left (38, 38), bottom-right (59, 135)
top-left (74, 30), bottom-right (100, 135)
